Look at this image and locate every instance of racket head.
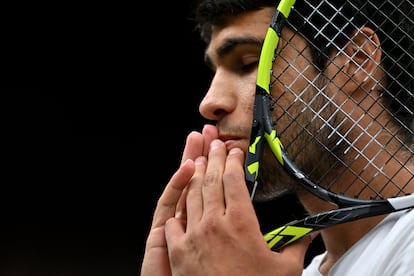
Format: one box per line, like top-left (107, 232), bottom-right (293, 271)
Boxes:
top-left (245, 0), bottom-right (414, 249)
top-left (247, 0), bottom-right (413, 202)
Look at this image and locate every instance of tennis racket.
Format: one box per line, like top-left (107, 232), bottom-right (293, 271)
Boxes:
top-left (244, 0), bottom-right (414, 251)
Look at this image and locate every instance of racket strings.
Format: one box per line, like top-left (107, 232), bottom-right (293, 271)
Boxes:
top-left (270, 41), bottom-right (390, 198)
top-left (360, 0), bottom-right (414, 123)
top-left (354, 1), bottom-right (414, 196)
top-left (269, 48), bottom-right (380, 198)
top-left (265, 0), bottom-right (414, 200)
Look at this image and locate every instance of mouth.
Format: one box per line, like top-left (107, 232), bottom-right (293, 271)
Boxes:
top-left (218, 133), bottom-right (249, 153)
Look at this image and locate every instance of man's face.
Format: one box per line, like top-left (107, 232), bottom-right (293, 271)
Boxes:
top-left (198, 7), bottom-right (327, 200)
top-left (198, 6), bottom-right (401, 201)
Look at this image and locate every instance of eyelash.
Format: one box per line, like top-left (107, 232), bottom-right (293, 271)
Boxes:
top-left (241, 60), bottom-right (259, 72)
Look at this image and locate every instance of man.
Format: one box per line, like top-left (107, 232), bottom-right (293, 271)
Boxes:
top-left (141, 0), bottom-right (414, 275)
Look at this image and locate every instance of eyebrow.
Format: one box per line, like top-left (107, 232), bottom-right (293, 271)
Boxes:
top-left (204, 36), bottom-right (263, 70)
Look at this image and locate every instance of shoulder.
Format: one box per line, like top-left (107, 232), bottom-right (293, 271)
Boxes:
top-left (304, 209), bottom-right (414, 275)
top-left (385, 208), bottom-right (414, 235)
top-left (341, 208), bottom-right (414, 275)
top-left (303, 252), bottom-right (325, 276)
top-left (370, 208), bottom-right (414, 247)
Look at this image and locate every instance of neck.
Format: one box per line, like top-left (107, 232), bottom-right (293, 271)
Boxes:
top-left (298, 191), bottom-right (389, 274)
top-left (321, 215), bottom-right (385, 255)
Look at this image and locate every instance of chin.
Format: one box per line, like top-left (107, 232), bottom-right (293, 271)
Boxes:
top-left (252, 185), bottom-right (296, 202)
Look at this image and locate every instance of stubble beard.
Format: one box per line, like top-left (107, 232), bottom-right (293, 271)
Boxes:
top-left (252, 74), bottom-right (343, 202)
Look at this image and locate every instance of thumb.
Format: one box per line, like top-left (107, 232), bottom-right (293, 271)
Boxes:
top-left (279, 232), bottom-right (320, 263)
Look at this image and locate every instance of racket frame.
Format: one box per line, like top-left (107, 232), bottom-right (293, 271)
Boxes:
top-left (243, 0), bottom-right (414, 251)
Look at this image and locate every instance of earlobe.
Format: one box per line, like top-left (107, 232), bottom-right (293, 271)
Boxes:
top-left (342, 27), bottom-right (382, 91)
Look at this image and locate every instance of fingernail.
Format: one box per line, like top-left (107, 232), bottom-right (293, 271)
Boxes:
top-left (229, 147), bottom-right (242, 155)
top-left (210, 140), bottom-right (222, 151)
top-left (195, 156), bottom-right (206, 165)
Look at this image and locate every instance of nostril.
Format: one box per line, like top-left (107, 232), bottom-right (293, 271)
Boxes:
top-left (213, 109), bottom-right (227, 117)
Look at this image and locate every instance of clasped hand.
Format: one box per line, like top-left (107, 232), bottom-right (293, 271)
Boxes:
top-left (141, 124), bottom-right (312, 276)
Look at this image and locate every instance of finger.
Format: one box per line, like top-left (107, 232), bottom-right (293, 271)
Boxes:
top-left (174, 184), bottom-right (188, 221)
top-left (222, 147), bottom-right (252, 209)
top-left (164, 215), bottom-right (187, 250)
top-left (176, 130), bottom-right (204, 220)
top-left (181, 131), bottom-right (204, 164)
top-left (202, 139), bottom-right (227, 216)
top-left (151, 159), bottom-right (195, 229)
top-left (279, 232), bottom-right (318, 264)
top-left (186, 155), bottom-right (207, 230)
top-left (201, 124), bottom-right (219, 156)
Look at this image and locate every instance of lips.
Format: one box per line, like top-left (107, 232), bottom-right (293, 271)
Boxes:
top-left (218, 134), bottom-right (248, 153)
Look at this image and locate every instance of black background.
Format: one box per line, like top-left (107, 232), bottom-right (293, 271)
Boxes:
top-left (2, 2), bottom-right (323, 275)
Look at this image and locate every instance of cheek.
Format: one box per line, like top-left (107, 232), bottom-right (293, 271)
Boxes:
top-left (236, 72), bottom-right (259, 110)
top-left (270, 66), bottom-right (319, 121)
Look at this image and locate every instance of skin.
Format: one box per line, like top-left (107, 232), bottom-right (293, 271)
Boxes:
top-left (141, 7), bottom-right (414, 276)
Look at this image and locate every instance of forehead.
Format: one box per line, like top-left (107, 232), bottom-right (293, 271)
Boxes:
top-left (205, 7), bottom-right (309, 68)
top-left (206, 7), bottom-right (275, 54)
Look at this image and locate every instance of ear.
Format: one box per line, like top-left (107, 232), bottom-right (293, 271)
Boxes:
top-left (336, 27), bottom-right (382, 93)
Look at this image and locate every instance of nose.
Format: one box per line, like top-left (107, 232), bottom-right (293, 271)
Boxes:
top-left (199, 69), bottom-right (237, 121)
